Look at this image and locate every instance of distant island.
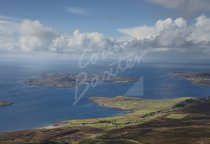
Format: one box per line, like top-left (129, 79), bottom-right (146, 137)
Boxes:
top-left (26, 73), bottom-right (137, 88)
top-left (0, 101), bottom-right (13, 107)
top-left (171, 71), bottom-right (210, 86)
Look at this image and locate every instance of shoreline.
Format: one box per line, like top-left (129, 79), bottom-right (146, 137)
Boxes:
top-left (0, 96), bottom-right (206, 133)
top-left (50, 96), bottom-right (197, 129)
top-left (2, 96), bottom-right (202, 132)
top-left (1, 96), bottom-right (209, 144)
top-left (171, 71), bottom-right (210, 86)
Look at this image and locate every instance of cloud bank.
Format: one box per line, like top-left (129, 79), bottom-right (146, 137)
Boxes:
top-left (1, 15), bottom-right (210, 59)
top-left (119, 15), bottom-right (210, 51)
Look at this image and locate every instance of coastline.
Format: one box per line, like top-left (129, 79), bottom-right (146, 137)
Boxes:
top-left (1, 96), bottom-right (210, 144)
top-left (51, 96), bottom-right (196, 129)
top-left (1, 71), bottom-right (210, 143)
top-left (171, 71), bottom-right (210, 86)
top-left (0, 96), bottom-right (197, 132)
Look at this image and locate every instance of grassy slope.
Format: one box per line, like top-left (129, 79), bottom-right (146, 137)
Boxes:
top-left (87, 98), bottom-right (210, 144)
top-left (0, 96), bottom-right (209, 144)
top-left (56, 96), bottom-right (192, 129)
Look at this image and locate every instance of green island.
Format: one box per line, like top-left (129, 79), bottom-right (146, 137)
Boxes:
top-left (1, 96), bottom-right (210, 144)
top-left (0, 101), bottom-right (13, 107)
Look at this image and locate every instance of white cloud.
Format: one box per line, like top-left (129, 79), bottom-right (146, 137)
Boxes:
top-left (118, 26), bottom-right (156, 40)
top-left (18, 20), bottom-right (58, 51)
top-left (118, 15), bottom-right (210, 49)
top-left (147, 0), bottom-right (210, 17)
top-left (118, 17), bottom-right (186, 41)
top-left (187, 15), bottom-right (210, 44)
top-left (0, 18), bottom-right (113, 54)
top-left (66, 7), bottom-right (89, 15)
top-left (1, 15), bottom-right (210, 60)
top-left (175, 17), bottom-right (187, 27)
top-left (50, 29), bottom-right (106, 53)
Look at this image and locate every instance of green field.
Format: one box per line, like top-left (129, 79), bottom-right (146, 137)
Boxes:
top-left (54, 96), bottom-right (196, 130)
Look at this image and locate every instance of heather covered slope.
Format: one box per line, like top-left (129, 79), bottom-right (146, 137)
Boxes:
top-left (1, 97), bottom-right (210, 144)
top-left (88, 98), bottom-right (210, 144)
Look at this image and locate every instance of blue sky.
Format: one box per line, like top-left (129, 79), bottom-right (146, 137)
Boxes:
top-left (1, 0), bottom-right (210, 62)
top-left (0, 0), bottom-right (177, 36)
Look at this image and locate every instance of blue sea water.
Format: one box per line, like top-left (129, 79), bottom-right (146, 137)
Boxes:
top-left (0, 62), bottom-right (210, 132)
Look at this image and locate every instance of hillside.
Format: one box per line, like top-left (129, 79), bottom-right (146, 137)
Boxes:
top-left (1, 96), bottom-right (210, 144)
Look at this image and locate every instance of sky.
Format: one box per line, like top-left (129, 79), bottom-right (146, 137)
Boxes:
top-left (1, 0), bottom-right (210, 63)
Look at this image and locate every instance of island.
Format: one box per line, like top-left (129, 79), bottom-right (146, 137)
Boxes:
top-left (26, 73), bottom-right (137, 88)
top-left (1, 96), bottom-right (210, 144)
top-left (0, 101), bottom-right (13, 107)
top-left (171, 71), bottom-right (210, 86)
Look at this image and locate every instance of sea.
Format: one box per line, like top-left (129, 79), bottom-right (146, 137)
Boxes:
top-left (0, 60), bottom-right (210, 132)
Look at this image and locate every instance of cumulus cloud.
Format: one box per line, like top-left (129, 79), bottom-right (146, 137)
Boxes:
top-left (1, 15), bottom-right (210, 59)
top-left (19, 20), bottom-right (58, 51)
top-left (147, 0), bottom-right (210, 17)
top-left (118, 18), bottom-right (177, 40)
top-left (50, 29), bottom-right (106, 53)
top-left (187, 15), bottom-right (210, 44)
top-left (118, 15), bottom-right (210, 49)
top-left (0, 18), bottom-right (117, 54)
